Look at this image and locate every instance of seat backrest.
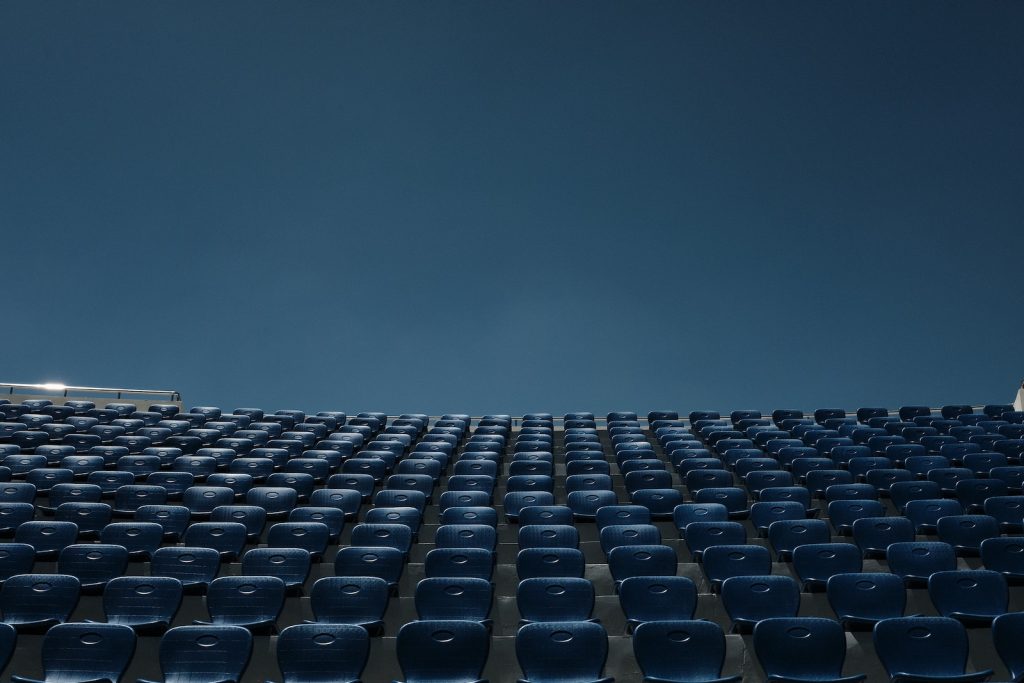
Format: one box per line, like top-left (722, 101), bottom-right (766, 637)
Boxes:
top-left (150, 547), bottom-right (221, 588)
top-left (309, 576), bottom-right (389, 626)
top-left (608, 544), bottom-right (678, 584)
top-left (873, 616), bottom-right (973, 680)
top-left (754, 617), bottom-right (853, 681)
top-left (334, 546), bottom-right (405, 585)
top-left (396, 620), bottom-right (489, 683)
top-left (516, 547), bottom-right (586, 580)
top-left (994, 612), bottom-right (1024, 681)
top-left (633, 620), bottom-right (729, 682)
top-left (721, 575), bottom-right (799, 627)
top-left (618, 576), bottom-right (698, 624)
top-left (423, 547), bottom-right (494, 581)
top-left (0, 573), bottom-right (80, 625)
top-left (927, 569), bottom-right (1008, 619)
top-left (158, 625), bottom-right (253, 683)
top-left (206, 576), bottom-right (286, 624)
top-left (38, 622), bottom-right (136, 683)
top-left (516, 621), bottom-right (609, 682)
top-left (516, 577), bottom-right (594, 622)
top-left (103, 576), bottom-right (183, 628)
top-left (275, 623), bottom-right (370, 683)
top-left (414, 577), bottom-right (493, 622)
top-left (826, 571), bottom-right (906, 625)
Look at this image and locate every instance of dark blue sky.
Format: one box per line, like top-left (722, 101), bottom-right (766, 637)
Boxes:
top-left (3, 2), bottom-right (1022, 415)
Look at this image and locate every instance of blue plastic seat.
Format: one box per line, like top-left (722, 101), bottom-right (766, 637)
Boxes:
top-left (0, 543), bottom-right (35, 583)
top-left (516, 621), bottom-right (612, 683)
top-left (436, 524), bottom-right (497, 552)
top-left (671, 504), bottom-right (728, 538)
top-left (306, 576), bottom-right (388, 634)
top-left (139, 625), bottom-right (252, 683)
top-left (516, 548), bottom-right (586, 580)
top-left (57, 543), bottom-right (129, 592)
top-left (992, 612), bottom-right (1024, 682)
top-left (702, 545), bottom-right (772, 593)
top-left (145, 472), bottom-right (194, 499)
top-left (608, 545), bottom-right (678, 587)
top-left (101, 575), bottom-right (183, 632)
top-left (599, 524), bottom-right (661, 555)
top-left (852, 516), bottom-right (915, 558)
top-left (150, 546), bottom-right (221, 591)
top-left (685, 470), bottom-right (734, 495)
top-left (757, 487), bottom-right (813, 513)
top-left (351, 522), bottom-right (413, 555)
top-left (827, 499), bottom-right (885, 535)
top-left (0, 483), bottom-right (36, 505)
top-left (424, 547), bottom-right (494, 582)
top-left (873, 616), bottom-right (993, 683)
top-left (395, 620), bottom-right (489, 683)
top-left (271, 623), bottom-right (369, 683)
top-left (309, 489), bottom-right (363, 519)
top-left (266, 472), bottom-right (316, 500)
top-left (692, 488), bottom-right (749, 519)
top-left (113, 484), bottom-right (168, 514)
top-left (100, 521), bottom-right (164, 559)
top-left (15, 521), bottom-right (78, 559)
top-left (519, 506), bottom-right (574, 527)
top-left (135, 504), bottom-right (190, 541)
top-left (245, 486), bottom-right (298, 518)
top-left (335, 546), bottom-right (405, 590)
top-left (241, 547), bottom-right (311, 591)
top-left (633, 619), bottom-right (741, 683)
top-left (9, 622), bottom-right (136, 683)
top-left (955, 478), bottom-right (1007, 513)
top-left (935, 515), bottom-right (1000, 556)
top-left (767, 518), bottom-right (831, 561)
top-left (414, 577), bottom-right (493, 626)
top-left (684, 521), bottom-right (746, 561)
top-left (181, 522), bottom-right (247, 560)
top-left (266, 522), bottom-right (329, 559)
top-left (0, 502), bottom-right (35, 535)
top-left (568, 490), bottom-right (619, 520)
top-left (826, 572), bottom-right (907, 629)
top-left (753, 617), bottom-right (866, 683)
top-left (886, 541), bottom-right (957, 587)
top-left (889, 481), bottom-right (943, 513)
top-left (0, 573), bottom-right (79, 631)
top-left (927, 569), bottom-right (1007, 625)
top-left (373, 489), bottom-right (426, 513)
top-left (792, 543), bottom-right (862, 591)
top-left (750, 501), bottom-right (807, 536)
top-left (182, 486), bottom-right (235, 518)
top-left (519, 524), bottom-right (579, 549)
top-left (720, 575), bottom-right (800, 633)
top-left (904, 499), bottom-right (964, 535)
top-left (980, 537), bottom-right (1024, 583)
top-left (289, 507), bottom-right (345, 541)
top-left (199, 575), bottom-right (286, 632)
top-left (517, 577), bottom-right (595, 623)
top-left (617, 576), bottom-right (697, 631)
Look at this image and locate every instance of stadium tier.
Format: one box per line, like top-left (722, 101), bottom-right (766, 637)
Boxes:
top-left (0, 398), bottom-right (1023, 682)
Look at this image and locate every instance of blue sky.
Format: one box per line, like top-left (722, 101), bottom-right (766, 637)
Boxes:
top-left (2, 2), bottom-right (1022, 415)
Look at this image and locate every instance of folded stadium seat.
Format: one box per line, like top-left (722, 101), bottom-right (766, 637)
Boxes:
top-left (702, 545), bottom-right (772, 594)
top-left (887, 541), bottom-right (958, 587)
top-left (309, 489), bottom-right (363, 519)
top-left (284, 508), bottom-right (342, 544)
top-left (394, 620), bottom-right (489, 683)
top-left (182, 486), bottom-right (235, 519)
top-left (629, 489), bottom-right (685, 520)
top-left (373, 489), bottom-right (427, 513)
top-left (442, 491), bottom-right (492, 514)
top-left (825, 572), bottom-right (909, 633)
top-left (518, 525), bottom-right (578, 550)
top-left (889, 480), bottom-right (943, 513)
top-left (608, 544), bottom-right (677, 589)
top-left (520, 506), bottom-right (575, 527)
top-left (0, 543), bottom-right (36, 584)
top-left (10, 432), bottom-right (50, 451)
top-left (15, 521), bottom-right (78, 560)
top-left (874, 616), bottom-right (993, 683)
top-left (9, 622), bottom-right (136, 683)
top-left (935, 514), bottom-right (1000, 556)
top-left (749, 501), bottom-right (806, 537)
top-left (633, 619), bottom-right (741, 683)
top-left (335, 546), bottom-right (405, 591)
top-left (620, 574), bottom-right (698, 632)
top-left (848, 516), bottom-right (913, 561)
top-left (266, 472), bottom-right (316, 501)
top-left (926, 569), bottom-right (1007, 626)
top-left (516, 621), bottom-right (611, 683)
top-left (100, 521), bottom-right (163, 560)
top-left (205, 473), bottom-right (253, 498)
top-left (683, 521), bottom-right (746, 562)
top-left (823, 499), bottom-right (888, 536)
top-left (270, 623), bottom-right (369, 683)
top-left (720, 575), bottom-right (800, 633)
top-left (266, 522), bottom-right (329, 560)
top-left (0, 501), bottom-right (34, 535)
top-left (440, 508), bottom-right (499, 531)
top-left (956, 478), bottom-right (1008, 514)
top-left (516, 548), bottom-right (586, 580)
top-left (306, 576), bottom-right (388, 635)
top-left (0, 574), bottom-right (80, 631)
top-left (686, 489), bottom-right (744, 521)
top-left (240, 547), bottom-right (311, 592)
top-left (413, 576), bottom-right (493, 628)
top-left (791, 542), bottom-right (862, 592)
top-left (753, 617), bottom-right (866, 683)
top-left (181, 522), bottom-right (247, 561)
top-left (197, 575), bottom-right (286, 633)
top-left (325, 473), bottom-right (375, 500)
top-left (99, 575), bottom-right (183, 633)
top-left (563, 491), bottom-right (616, 522)
top-left (363, 507), bottom-right (421, 538)
top-left (904, 499), bottom-right (965, 535)
top-left (802, 469), bottom-right (853, 499)
top-left (506, 476), bottom-right (555, 496)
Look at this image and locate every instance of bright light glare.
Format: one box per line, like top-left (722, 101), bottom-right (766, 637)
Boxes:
top-left (41, 383), bottom-right (66, 391)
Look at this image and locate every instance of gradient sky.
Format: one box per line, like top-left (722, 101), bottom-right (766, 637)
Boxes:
top-left (2, 2), bottom-right (1022, 416)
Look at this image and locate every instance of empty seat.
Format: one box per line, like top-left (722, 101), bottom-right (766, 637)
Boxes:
top-left (517, 577), bottom-right (595, 623)
top-left (852, 517), bottom-right (915, 559)
top-left (102, 576), bottom-right (183, 632)
top-left (873, 616), bottom-right (993, 683)
top-left (827, 499), bottom-right (884, 536)
top-left (15, 521), bottom-right (78, 559)
top-left (792, 543), bottom-right (862, 591)
top-left (935, 515), bottom-right (1000, 556)
top-left (199, 575), bottom-right (286, 632)
top-left (266, 522), bottom-right (330, 559)
top-left (182, 522), bottom-right (247, 560)
top-left (519, 525), bottom-right (579, 550)
top-left (750, 501), bottom-right (807, 536)
top-left (139, 625), bottom-right (252, 683)
top-left (992, 612), bottom-right (1024, 682)
top-left (886, 542), bottom-right (957, 587)
top-left (517, 548), bottom-right (586, 580)
top-left (436, 524), bottom-right (497, 552)
top-left (272, 623), bottom-right (370, 683)
top-left (618, 576), bottom-right (698, 630)
top-left (0, 573), bottom-right (79, 631)
top-left (520, 506), bottom-right (575, 527)
top-left (599, 524), bottom-right (661, 556)
top-left (415, 577), bottom-right (493, 625)
top-left (394, 620), bottom-right (489, 683)
top-left (672, 504), bottom-right (729, 537)
top-left (335, 546), bottom-right (405, 590)
top-left (351, 523), bottom-right (413, 555)
top-left (684, 521), bottom-right (746, 561)
top-left (58, 543), bottom-right (129, 592)
top-left (0, 543), bottom-right (35, 583)
top-left (608, 544), bottom-right (678, 587)
top-left (150, 547), bottom-right (221, 591)
top-left (424, 548), bottom-right (494, 582)
top-left (516, 621), bottom-right (611, 683)
top-left (767, 519), bottom-right (831, 561)
top-left (567, 490), bottom-right (619, 520)
top-left (928, 569), bottom-right (1007, 625)
top-left (241, 547), bottom-right (311, 591)
top-left (134, 505), bottom-right (190, 541)
top-left (904, 499), bottom-right (964, 535)
top-left (289, 507), bottom-right (345, 540)
top-left (100, 522), bottom-right (164, 559)
top-left (633, 619), bottom-right (741, 683)
top-left (307, 576), bottom-right (388, 635)
top-left (702, 545), bottom-right (772, 593)
top-left (753, 617), bottom-right (865, 683)
top-left (720, 575), bottom-right (799, 633)
top-left (827, 572), bottom-right (907, 629)
top-left (9, 622), bottom-right (136, 683)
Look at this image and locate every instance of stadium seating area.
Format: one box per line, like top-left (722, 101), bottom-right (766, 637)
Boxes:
top-left (0, 398), bottom-right (1023, 681)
